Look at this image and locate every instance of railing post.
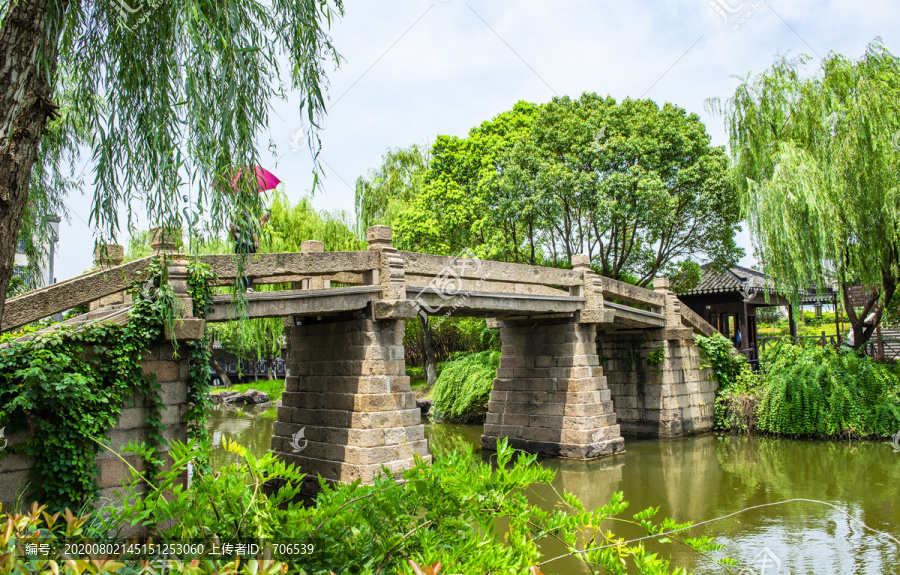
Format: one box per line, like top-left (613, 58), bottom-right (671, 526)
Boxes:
top-left (149, 227), bottom-right (179, 254)
top-left (300, 240), bottom-right (328, 290)
top-left (156, 227), bottom-right (205, 341)
top-left (88, 243), bottom-right (127, 311)
top-left (653, 277), bottom-right (683, 329)
top-left (366, 226), bottom-right (406, 301)
top-left (167, 258), bottom-right (193, 321)
top-left (571, 254), bottom-right (610, 324)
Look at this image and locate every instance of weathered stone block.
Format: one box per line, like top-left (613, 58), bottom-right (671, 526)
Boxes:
top-left (142, 360), bottom-right (180, 383)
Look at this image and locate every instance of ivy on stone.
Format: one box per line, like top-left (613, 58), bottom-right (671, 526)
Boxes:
top-left (0, 257), bottom-right (216, 511)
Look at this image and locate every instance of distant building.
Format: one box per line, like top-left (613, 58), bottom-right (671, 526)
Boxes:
top-left (675, 264), bottom-right (836, 367)
top-left (14, 217), bottom-right (60, 287)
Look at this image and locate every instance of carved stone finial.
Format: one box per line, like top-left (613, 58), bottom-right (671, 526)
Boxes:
top-left (93, 244), bottom-right (125, 266)
top-left (571, 254), bottom-right (591, 272)
top-left (150, 227), bottom-right (180, 252)
top-left (366, 226), bottom-right (393, 251)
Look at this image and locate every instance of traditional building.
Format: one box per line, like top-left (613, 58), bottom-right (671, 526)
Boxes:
top-left (676, 265), bottom-right (797, 367)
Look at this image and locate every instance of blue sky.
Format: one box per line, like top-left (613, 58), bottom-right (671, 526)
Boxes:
top-left (55, 0), bottom-right (900, 281)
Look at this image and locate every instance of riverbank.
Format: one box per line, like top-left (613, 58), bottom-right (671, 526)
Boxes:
top-left (705, 337), bottom-right (900, 438)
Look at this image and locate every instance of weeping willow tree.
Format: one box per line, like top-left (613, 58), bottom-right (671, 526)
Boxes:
top-left (354, 143), bottom-right (430, 240)
top-left (0, 0), bottom-right (343, 323)
top-left (708, 40), bottom-right (900, 349)
top-left (124, 192), bottom-right (362, 381)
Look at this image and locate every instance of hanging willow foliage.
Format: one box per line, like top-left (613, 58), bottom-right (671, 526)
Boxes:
top-left (0, 0), bottom-right (343, 322)
top-left (707, 40), bottom-right (900, 348)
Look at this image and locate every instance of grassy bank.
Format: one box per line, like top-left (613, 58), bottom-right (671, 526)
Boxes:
top-left (211, 379), bottom-right (285, 402)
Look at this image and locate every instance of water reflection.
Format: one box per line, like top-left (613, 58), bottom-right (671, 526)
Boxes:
top-left (207, 408), bottom-right (900, 574)
top-left (207, 403), bottom-right (276, 469)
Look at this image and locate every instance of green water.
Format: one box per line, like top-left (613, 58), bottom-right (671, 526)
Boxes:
top-left (207, 406), bottom-right (900, 574)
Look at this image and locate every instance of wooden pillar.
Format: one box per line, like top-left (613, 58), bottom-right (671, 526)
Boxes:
top-left (740, 301), bottom-right (750, 353)
top-left (788, 305), bottom-right (798, 340)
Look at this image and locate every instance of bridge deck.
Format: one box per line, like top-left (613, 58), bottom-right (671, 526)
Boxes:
top-left (1, 227), bottom-right (715, 337)
top-left (205, 285), bottom-right (667, 329)
top-left (207, 286), bottom-right (383, 322)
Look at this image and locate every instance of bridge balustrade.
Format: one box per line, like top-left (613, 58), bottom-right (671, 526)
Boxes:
top-left (2, 225), bottom-right (719, 493)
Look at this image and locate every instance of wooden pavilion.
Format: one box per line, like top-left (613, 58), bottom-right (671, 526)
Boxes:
top-left (676, 265), bottom-right (800, 366)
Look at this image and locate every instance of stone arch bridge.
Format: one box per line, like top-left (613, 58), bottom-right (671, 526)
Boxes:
top-left (2, 226), bottom-right (718, 491)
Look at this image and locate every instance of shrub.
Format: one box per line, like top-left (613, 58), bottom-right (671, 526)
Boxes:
top-left (430, 351), bottom-right (500, 423)
top-left (755, 341), bottom-right (900, 437)
top-left (0, 439), bottom-right (727, 574)
top-left (694, 333), bottom-right (748, 391)
top-left (404, 317), bottom-right (500, 367)
top-left (715, 368), bottom-right (765, 432)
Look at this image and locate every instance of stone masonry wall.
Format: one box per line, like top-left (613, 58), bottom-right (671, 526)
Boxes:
top-left (0, 343), bottom-right (189, 511)
top-left (482, 318), bottom-right (625, 459)
top-left (273, 317), bottom-right (429, 491)
top-left (596, 328), bottom-right (716, 437)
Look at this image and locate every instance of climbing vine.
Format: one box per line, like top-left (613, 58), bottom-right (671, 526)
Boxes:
top-left (754, 341), bottom-right (900, 437)
top-left (184, 259), bottom-right (217, 470)
top-left (646, 345), bottom-right (665, 375)
top-left (694, 333), bottom-right (748, 391)
top-left (0, 257), bottom-right (216, 511)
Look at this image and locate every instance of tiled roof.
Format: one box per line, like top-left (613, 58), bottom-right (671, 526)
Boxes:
top-left (677, 264), bottom-right (836, 301)
top-left (678, 264), bottom-right (772, 296)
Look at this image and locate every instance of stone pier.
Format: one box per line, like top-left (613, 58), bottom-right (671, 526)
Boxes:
top-left (273, 316), bottom-right (429, 491)
top-left (597, 279), bottom-right (716, 437)
top-left (482, 318), bottom-right (625, 459)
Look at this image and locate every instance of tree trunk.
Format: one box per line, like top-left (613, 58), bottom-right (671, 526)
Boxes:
top-left (0, 0), bottom-right (67, 323)
top-left (420, 314), bottom-right (438, 387)
top-left (207, 338), bottom-right (231, 387)
top-left (843, 274), bottom-right (897, 351)
top-left (266, 356), bottom-right (274, 381)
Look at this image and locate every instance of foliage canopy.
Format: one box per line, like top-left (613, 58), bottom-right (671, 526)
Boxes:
top-left (708, 40), bottom-right (900, 347)
top-left (395, 94), bottom-right (742, 285)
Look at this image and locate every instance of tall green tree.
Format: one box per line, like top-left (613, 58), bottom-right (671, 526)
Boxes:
top-left (398, 95), bottom-right (741, 284)
top-left (709, 41), bottom-right (900, 349)
top-left (124, 192), bottom-right (362, 381)
top-left (518, 94), bottom-right (741, 284)
top-left (397, 102), bottom-right (540, 262)
top-left (0, 0), bottom-right (343, 324)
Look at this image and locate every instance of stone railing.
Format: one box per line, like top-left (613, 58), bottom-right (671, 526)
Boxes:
top-left (3, 225), bottom-right (702, 335)
top-left (679, 304), bottom-right (718, 337)
top-left (2, 229), bottom-right (203, 339)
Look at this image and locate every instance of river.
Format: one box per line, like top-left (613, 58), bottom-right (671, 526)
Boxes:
top-left (207, 405), bottom-right (900, 574)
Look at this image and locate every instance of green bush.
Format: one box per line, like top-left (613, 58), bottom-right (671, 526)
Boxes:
top-left (694, 333), bottom-right (748, 391)
top-left (404, 317), bottom-right (500, 367)
top-left (714, 368), bottom-right (765, 432)
top-left (0, 439), bottom-right (725, 574)
top-left (430, 351), bottom-right (500, 423)
top-left (755, 341), bottom-right (900, 437)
